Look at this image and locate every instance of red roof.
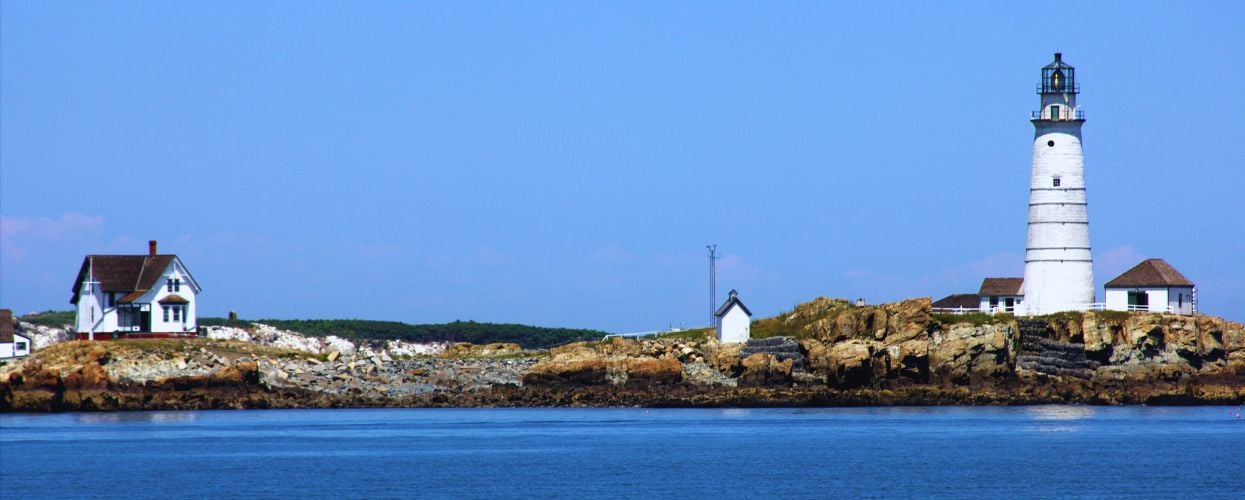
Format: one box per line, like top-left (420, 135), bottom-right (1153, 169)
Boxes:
top-left (1105, 259), bottom-right (1193, 288)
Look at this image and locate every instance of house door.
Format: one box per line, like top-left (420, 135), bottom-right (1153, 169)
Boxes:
top-left (1127, 291), bottom-right (1149, 311)
top-left (141, 310), bottom-right (151, 332)
top-left (1004, 298), bottom-right (1015, 312)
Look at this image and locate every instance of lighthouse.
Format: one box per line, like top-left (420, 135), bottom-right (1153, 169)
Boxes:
top-left (1022, 52), bottom-right (1094, 314)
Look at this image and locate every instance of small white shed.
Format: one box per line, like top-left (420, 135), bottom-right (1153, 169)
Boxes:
top-left (1, 309), bottom-right (32, 360)
top-left (1104, 259), bottom-right (1195, 315)
top-left (714, 289), bottom-right (752, 344)
top-left (978, 277), bottom-right (1024, 314)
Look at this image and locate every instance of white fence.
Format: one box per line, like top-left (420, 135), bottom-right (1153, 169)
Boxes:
top-left (602, 330), bottom-right (667, 340)
top-left (934, 303), bottom-right (1182, 316)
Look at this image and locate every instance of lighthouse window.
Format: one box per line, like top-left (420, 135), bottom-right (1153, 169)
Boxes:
top-left (1047, 140), bottom-right (1055, 147)
top-left (1053, 177), bottom-right (1061, 187)
top-left (1050, 105), bottom-right (1060, 120)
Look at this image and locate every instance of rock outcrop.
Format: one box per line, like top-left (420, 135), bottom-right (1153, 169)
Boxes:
top-left (3, 299), bottom-right (1244, 411)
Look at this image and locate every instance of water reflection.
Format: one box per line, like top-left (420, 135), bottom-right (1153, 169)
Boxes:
top-left (1026, 405), bottom-right (1095, 421)
top-left (1025, 406), bottom-right (1094, 433)
top-left (75, 411), bottom-right (197, 424)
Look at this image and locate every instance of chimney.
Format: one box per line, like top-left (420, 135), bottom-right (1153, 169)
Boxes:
top-left (149, 240), bottom-right (158, 256)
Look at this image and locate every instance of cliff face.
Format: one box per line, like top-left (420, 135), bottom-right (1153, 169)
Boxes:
top-left (2, 299), bottom-right (1243, 411)
top-left (522, 298), bottom-right (1245, 405)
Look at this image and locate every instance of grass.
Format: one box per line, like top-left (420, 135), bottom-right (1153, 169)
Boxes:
top-left (931, 312), bottom-right (1012, 327)
top-left (750, 310), bottom-right (833, 340)
top-left (654, 328), bottom-right (711, 341)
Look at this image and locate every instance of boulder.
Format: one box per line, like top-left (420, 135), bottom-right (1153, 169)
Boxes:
top-left (739, 353), bottom-right (793, 386)
top-left (864, 308), bottom-right (888, 340)
top-left (63, 362), bottom-right (110, 390)
top-left (881, 297), bottom-right (931, 343)
top-left (895, 339), bottom-right (931, 381)
top-left (930, 323), bottom-right (1012, 385)
top-left (800, 338), bottom-right (831, 374)
top-left (209, 361), bottom-right (259, 387)
top-left (682, 361), bottom-right (737, 387)
top-left (624, 357), bottom-right (683, 386)
top-left (1081, 312), bottom-right (1120, 362)
top-left (522, 351), bottom-right (607, 386)
top-left (826, 341), bottom-right (873, 388)
top-left (711, 342), bottom-right (743, 377)
top-left (834, 312), bottom-right (858, 341)
top-left (440, 342), bottom-right (523, 358)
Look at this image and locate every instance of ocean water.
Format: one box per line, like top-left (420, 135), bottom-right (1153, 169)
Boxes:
top-left (2, 406), bottom-right (1243, 498)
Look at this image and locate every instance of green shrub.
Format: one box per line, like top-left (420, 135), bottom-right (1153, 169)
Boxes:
top-left (232, 318), bottom-right (606, 349)
top-left (18, 310), bottom-right (75, 327)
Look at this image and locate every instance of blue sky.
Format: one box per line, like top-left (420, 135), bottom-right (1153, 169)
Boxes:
top-left (2, 2), bottom-right (1242, 331)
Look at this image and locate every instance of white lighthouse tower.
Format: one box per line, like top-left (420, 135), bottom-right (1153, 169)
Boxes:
top-left (1022, 52), bottom-right (1094, 314)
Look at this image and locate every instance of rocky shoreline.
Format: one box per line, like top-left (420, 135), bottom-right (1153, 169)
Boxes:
top-left (3, 298), bottom-right (1244, 412)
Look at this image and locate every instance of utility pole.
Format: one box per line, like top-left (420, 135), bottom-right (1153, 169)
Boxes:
top-left (707, 244), bottom-right (717, 329)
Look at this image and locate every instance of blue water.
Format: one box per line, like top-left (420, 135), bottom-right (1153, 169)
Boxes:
top-left (2, 407), bottom-right (1243, 498)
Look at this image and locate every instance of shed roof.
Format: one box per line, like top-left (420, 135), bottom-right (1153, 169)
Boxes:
top-left (714, 290), bottom-right (752, 318)
top-left (1105, 259), bottom-right (1193, 288)
top-left (1, 309), bottom-right (14, 343)
top-left (932, 294), bottom-right (980, 309)
top-left (979, 277), bottom-right (1024, 297)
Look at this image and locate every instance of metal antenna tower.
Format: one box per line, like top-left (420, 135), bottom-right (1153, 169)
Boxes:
top-left (707, 244), bottom-right (717, 328)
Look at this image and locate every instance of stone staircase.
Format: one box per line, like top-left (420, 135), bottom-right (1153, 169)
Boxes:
top-left (740, 336), bottom-right (805, 371)
top-left (1016, 319), bottom-right (1099, 379)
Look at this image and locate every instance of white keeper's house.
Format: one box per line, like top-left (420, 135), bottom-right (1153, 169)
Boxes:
top-left (714, 289), bottom-right (752, 344)
top-left (70, 240), bottom-right (202, 340)
top-left (1104, 259), bottom-right (1195, 315)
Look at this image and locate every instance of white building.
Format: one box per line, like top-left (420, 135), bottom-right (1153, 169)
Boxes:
top-left (714, 289), bottom-right (752, 344)
top-left (978, 278), bottom-right (1024, 314)
top-left (1022, 53), bottom-right (1095, 314)
top-left (70, 240), bottom-right (202, 340)
top-left (1, 309), bottom-right (32, 359)
top-left (1104, 259), bottom-right (1195, 315)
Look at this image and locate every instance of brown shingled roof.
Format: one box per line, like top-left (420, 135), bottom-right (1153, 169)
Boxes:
top-left (933, 293), bottom-right (980, 309)
top-left (1105, 259), bottom-right (1193, 288)
top-left (70, 255), bottom-right (176, 304)
top-left (1, 309), bottom-right (14, 343)
top-left (979, 277), bottom-right (1024, 296)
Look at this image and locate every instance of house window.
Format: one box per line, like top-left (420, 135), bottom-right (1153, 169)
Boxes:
top-left (175, 279), bottom-right (181, 292)
top-left (167, 279), bottom-right (173, 292)
top-left (173, 306), bottom-right (181, 322)
top-left (162, 306), bottom-right (169, 322)
top-left (1178, 293), bottom-right (1183, 308)
top-left (106, 293), bottom-right (115, 307)
top-left (17, 341), bottom-right (27, 351)
top-left (1052, 177), bottom-right (1061, 187)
